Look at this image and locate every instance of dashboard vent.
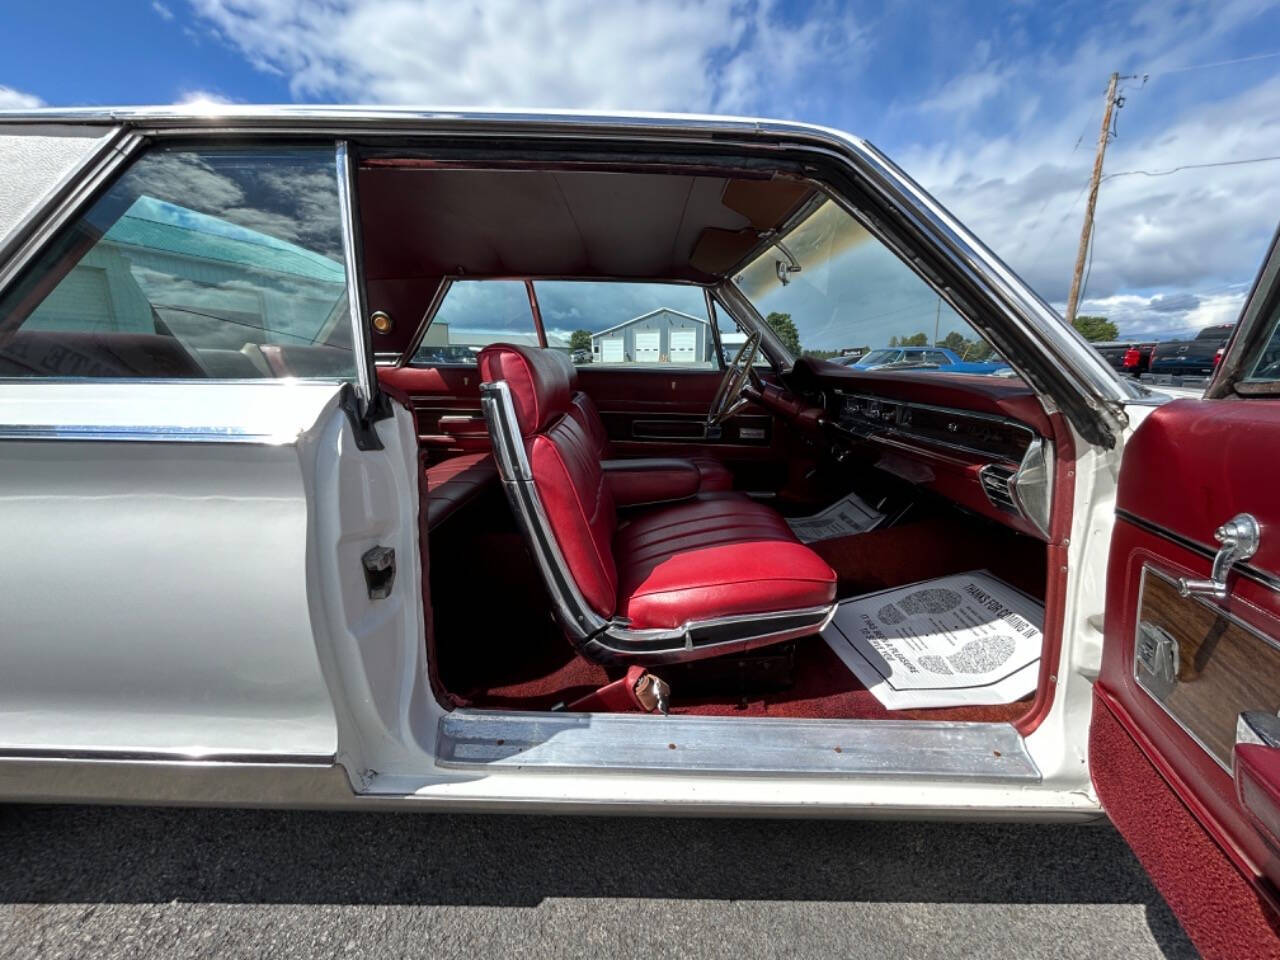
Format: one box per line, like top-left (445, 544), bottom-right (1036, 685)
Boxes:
top-left (979, 464), bottom-right (1018, 513)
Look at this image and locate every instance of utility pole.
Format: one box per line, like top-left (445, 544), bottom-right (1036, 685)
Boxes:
top-left (1065, 71), bottom-right (1119, 325)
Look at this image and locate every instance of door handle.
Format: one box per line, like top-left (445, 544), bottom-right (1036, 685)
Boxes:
top-left (1178, 513), bottom-right (1260, 600)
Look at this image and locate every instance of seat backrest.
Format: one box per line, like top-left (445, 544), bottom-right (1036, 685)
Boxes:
top-left (479, 343), bottom-right (619, 619)
top-left (546, 349), bottom-right (611, 459)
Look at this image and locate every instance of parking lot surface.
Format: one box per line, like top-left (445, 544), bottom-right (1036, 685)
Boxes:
top-left (0, 804), bottom-right (1194, 959)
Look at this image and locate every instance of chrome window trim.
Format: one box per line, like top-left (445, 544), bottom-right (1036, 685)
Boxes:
top-left (0, 107), bottom-right (1127, 444)
top-left (336, 141), bottom-right (376, 404)
top-left (397, 277), bottom-right (454, 367)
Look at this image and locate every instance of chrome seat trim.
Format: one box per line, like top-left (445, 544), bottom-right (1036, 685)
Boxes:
top-left (479, 379), bottom-right (838, 664)
top-left (437, 710), bottom-right (1041, 781)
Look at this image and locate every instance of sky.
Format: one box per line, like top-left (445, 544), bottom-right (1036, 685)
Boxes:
top-left (3, 0), bottom-right (1280, 340)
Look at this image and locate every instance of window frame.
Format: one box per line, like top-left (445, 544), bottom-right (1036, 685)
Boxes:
top-left (401, 278), bottom-right (545, 369)
top-left (0, 135), bottom-right (380, 405)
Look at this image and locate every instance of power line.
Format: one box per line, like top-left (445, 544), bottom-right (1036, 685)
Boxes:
top-left (1102, 154), bottom-right (1280, 181)
top-left (1154, 50), bottom-right (1280, 75)
top-left (1079, 220), bottom-right (1097, 306)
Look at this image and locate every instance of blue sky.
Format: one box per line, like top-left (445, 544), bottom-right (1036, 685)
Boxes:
top-left (4, 0), bottom-right (1280, 338)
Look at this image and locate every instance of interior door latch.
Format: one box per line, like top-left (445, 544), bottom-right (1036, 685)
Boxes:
top-left (362, 545), bottom-right (396, 600)
top-left (1177, 513), bottom-right (1260, 600)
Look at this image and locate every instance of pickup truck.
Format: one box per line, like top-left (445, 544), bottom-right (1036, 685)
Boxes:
top-left (1092, 340), bottom-right (1155, 377)
top-left (846, 345), bottom-right (1011, 375)
top-left (1148, 324), bottom-right (1233, 376)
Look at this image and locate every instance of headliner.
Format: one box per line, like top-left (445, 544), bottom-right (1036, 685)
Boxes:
top-left (358, 165), bottom-right (817, 284)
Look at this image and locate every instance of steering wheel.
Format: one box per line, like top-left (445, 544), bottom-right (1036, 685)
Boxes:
top-left (707, 330), bottom-right (763, 427)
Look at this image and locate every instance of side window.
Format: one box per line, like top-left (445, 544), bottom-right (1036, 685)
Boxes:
top-left (412, 280), bottom-right (538, 366)
top-left (925, 350), bottom-right (951, 365)
top-left (1242, 299), bottom-right (1280, 384)
top-left (534, 280), bottom-right (717, 368)
top-left (0, 145), bottom-right (355, 380)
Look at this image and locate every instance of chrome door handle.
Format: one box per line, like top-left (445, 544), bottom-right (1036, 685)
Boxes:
top-left (1178, 513), bottom-right (1260, 599)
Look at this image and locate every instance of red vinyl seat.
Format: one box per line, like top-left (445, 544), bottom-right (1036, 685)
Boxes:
top-left (553, 352), bottom-right (734, 493)
top-left (424, 452), bottom-right (498, 529)
top-left (478, 343), bottom-right (836, 662)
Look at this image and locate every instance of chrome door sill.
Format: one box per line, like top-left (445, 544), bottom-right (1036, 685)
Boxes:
top-left (436, 711), bottom-right (1040, 781)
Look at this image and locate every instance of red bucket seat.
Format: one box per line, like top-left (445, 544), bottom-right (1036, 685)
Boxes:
top-left (478, 343), bottom-right (836, 664)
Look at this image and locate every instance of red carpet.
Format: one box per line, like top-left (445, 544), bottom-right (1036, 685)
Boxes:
top-left (438, 514), bottom-right (1043, 725)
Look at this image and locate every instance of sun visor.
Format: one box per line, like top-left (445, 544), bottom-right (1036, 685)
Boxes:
top-left (688, 227), bottom-right (762, 276)
top-left (721, 178), bottom-right (814, 230)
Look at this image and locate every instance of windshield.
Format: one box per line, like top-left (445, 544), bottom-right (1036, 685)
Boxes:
top-left (734, 198), bottom-right (1013, 377)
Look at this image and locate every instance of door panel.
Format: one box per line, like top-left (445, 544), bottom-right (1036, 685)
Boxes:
top-left (576, 365), bottom-right (794, 490)
top-left (1094, 397), bottom-right (1280, 956)
top-left (378, 364), bottom-right (489, 457)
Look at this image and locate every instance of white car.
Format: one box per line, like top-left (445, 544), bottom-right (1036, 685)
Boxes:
top-left (1, 106), bottom-right (1277, 958)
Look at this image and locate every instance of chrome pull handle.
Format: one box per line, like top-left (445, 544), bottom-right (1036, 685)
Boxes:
top-left (1178, 513), bottom-right (1260, 599)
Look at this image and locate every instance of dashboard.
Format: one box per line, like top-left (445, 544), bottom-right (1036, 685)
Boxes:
top-left (780, 359), bottom-right (1057, 540)
top-left (833, 391), bottom-right (1035, 465)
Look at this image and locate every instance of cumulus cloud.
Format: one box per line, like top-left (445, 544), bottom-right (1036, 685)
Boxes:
top-left (188, 0), bottom-right (861, 113)
top-left (0, 85), bottom-right (44, 110)
top-left (894, 0), bottom-right (1280, 337)
top-left (183, 0), bottom-right (1280, 338)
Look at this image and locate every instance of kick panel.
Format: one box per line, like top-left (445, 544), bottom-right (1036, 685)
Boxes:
top-left (1135, 566), bottom-right (1280, 769)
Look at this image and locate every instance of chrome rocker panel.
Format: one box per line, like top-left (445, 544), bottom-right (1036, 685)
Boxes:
top-left (479, 380), bottom-right (837, 665)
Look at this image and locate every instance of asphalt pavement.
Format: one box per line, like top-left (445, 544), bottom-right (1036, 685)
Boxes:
top-left (0, 804), bottom-right (1195, 959)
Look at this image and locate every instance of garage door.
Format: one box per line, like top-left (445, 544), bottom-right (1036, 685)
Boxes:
top-left (670, 329), bottom-right (696, 363)
top-left (635, 330), bottom-right (660, 364)
top-left (601, 337), bottom-right (624, 363)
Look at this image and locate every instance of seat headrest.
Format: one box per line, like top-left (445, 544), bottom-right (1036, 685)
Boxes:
top-left (545, 345), bottom-right (580, 390)
top-left (479, 343), bottom-right (572, 436)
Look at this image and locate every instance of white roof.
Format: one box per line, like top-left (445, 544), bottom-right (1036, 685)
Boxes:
top-left (590, 308), bottom-right (706, 339)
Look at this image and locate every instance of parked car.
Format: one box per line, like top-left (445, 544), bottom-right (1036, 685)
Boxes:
top-left (848, 345), bottom-right (1011, 375)
top-left (1148, 324), bottom-right (1234, 377)
top-left (1092, 339), bottom-right (1156, 377)
top-left (2, 105), bottom-right (1279, 958)
top-left (571, 348), bottom-right (591, 364)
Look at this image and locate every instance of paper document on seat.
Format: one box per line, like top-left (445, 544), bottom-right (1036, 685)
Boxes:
top-left (786, 491), bottom-right (884, 543)
top-left (821, 571), bottom-right (1043, 709)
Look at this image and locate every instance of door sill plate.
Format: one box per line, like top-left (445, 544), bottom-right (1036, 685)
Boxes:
top-left (436, 710), bottom-right (1040, 781)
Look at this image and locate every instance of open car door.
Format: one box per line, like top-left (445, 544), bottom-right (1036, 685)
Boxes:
top-left (1092, 225), bottom-right (1280, 959)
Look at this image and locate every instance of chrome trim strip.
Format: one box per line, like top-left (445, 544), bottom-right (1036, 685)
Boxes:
top-left (0, 424), bottom-right (299, 444)
top-left (437, 710), bottom-right (1041, 781)
top-left (1116, 509), bottom-right (1280, 593)
top-left (481, 377), bottom-right (841, 661)
top-left (335, 140), bottom-right (375, 404)
top-left (0, 746), bottom-right (336, 765)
